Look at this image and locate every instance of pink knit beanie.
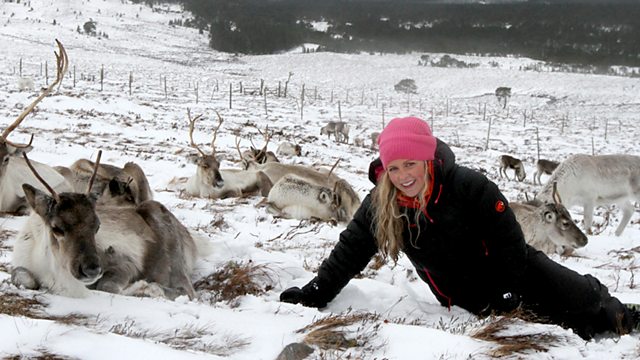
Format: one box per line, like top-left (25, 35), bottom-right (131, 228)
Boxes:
top-left (378, 117), bottom-right (436, 169)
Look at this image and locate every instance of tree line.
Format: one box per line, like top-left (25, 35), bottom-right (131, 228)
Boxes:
top-left (133, 0), bottom-right (640, 66)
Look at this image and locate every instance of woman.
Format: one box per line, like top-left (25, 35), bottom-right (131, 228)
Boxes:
top-left (280, 116), bottom-right (637, 339)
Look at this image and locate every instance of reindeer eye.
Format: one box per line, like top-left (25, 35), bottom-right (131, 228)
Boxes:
top-left (544, 212), bottom-right (555, 222)
top-left (51, 226), bottom-right (64, 236)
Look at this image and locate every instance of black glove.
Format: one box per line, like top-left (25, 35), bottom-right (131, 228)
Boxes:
top-left (491, 291), bottom-right (522, 314)
top-left (280, 279), bottom-right (329, 308)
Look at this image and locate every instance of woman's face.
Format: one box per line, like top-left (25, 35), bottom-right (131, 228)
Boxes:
top-left (386, 159), bottom-right (428, 198)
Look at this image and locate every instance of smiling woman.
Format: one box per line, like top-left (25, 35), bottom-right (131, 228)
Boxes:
top-left (280, 116), bottom-right (640, 340)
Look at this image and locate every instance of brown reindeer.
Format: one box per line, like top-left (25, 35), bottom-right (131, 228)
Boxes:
top-left (12, 151), bottom-right (203, 299)
top-left (498, 154), bottom-right (526, 182)
top-left (533, 159), bottom-right (559, 185)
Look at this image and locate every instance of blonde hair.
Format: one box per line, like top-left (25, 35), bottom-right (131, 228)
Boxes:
top-left (372, 162), bottom-right (430, 263)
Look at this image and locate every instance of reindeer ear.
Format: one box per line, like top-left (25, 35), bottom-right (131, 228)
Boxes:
top-left (22, 184), bottom-right (55, 217)
top-left (186, 153), bottom-right (200, 164)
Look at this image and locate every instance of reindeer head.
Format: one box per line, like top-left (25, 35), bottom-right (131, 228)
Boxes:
top-left (331, 179), bottom-right (361, 223)
top-left (21, 150), bottom-right (103, 286)
top-left (239, 124), bottom-right (278, 168)
top-left (187, 109), bottom-right (224, 188)
top-left (544, 182), bottom-right (588, 251)
top-left (514, 163), bottom-right (526, 182)
top-left (0, 136), bottom-right (33, 177)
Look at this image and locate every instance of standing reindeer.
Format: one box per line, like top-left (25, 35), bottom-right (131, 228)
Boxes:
top-left (511, 183), bottom-right (588, 255)
top-left (0, 40), bottom-right (72, 214)
top-left (498, 154), bottom-right (526, 182)
top-left (12, 152), bottom-right (204, 299)
top-left (537, 154), bottom-right (640, 236)
top-left (320, 121), bottom-right (350, 144)
top-left (495, 87), bottom-right (511, 109)
top-left (533, 159), bottom-right (559, 185)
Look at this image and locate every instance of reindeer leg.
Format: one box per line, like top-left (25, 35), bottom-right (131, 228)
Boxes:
top-left (615, 202), bottom-right (634, 236)
top-left (583, 201), bottom-right (595, 235)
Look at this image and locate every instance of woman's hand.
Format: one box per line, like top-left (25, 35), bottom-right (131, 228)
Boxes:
top-left (280, 279), bottom-right (329, 308)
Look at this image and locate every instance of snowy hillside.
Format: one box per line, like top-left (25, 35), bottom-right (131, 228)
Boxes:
top-left (1, 1), bottom-right (640, 359)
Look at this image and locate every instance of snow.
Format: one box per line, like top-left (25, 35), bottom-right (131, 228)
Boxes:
top-left (1, 0), bottom-right (640, 359)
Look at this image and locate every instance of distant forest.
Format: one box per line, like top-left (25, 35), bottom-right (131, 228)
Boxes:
top-left (135, 0), bottom-right (640, 66)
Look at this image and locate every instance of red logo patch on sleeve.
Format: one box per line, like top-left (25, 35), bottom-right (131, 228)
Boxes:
top-left (495, 200), bottom-right (506, 213)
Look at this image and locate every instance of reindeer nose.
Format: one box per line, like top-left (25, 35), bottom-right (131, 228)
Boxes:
top-left (81, 262), bottom-right (102, 279)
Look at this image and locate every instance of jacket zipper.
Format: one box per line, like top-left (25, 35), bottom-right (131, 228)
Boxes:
top-left (424, 267), bottom-right (452, 311)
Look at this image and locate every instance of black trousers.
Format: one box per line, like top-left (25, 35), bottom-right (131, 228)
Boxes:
top-left (519, 247), bottom-right (633, 339)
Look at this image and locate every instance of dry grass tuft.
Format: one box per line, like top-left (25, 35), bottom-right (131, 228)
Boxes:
top-left (0, 291), bottom-right (44, 318)
top-left (471, 310), bottom-right (565, 357)
top-left (0, 288), bottom-right (89, 326)
top-left (297, 311), bottom-right (381, 351)
top-left (194, 260), bottom-right (275, 306)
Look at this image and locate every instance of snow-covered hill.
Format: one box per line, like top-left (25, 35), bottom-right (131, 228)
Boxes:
top-left (1, 1), bottom-right (640, 359)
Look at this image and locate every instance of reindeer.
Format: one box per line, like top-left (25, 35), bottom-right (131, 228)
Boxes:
top-left (495, 87), bottom-right (511, 109)
top-left (320, 121), bottom-right (350, 144)
top-left (276, 141), bottom-right (302, 157)
top-left (370, 132), bottom-right (380, 150)
top-left (55, 159), bottom-right (153, 206)
top-left (533, 159), bottom-right (559, 185)
top-left (257, 160), bottom-right (361, 223)
top-left (17, 77), bottom-right (35, 92)
top-left (11, 152), bottom-right (204, 299)
top-left (511, 183), bottom-right (588, 255)
top-left (241, 124), bottom-right (279, 165)
top-left (261, 175), bottom-right (360, 224)
top-left (537, 154), bottom-right (640, 236)
top-left (176, 110), bottom-right (272, 199)
top-left (1, 40), bottom-right (72, 214)
top-left (498, 154), bottom-right (526, 182)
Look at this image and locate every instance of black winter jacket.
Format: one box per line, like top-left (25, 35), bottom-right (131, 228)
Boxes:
top-left (308, 139), bottom-right (529, 314)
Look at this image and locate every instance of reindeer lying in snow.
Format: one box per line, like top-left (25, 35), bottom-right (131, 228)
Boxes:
top-left (55, 159), bottom-right (153, 205)
top-left (262, 173), bottom-right (361, 224)
top-left (1, 40), bottom-right (72, 214)
top-left (12, 152), bottom-right (205, 299)
top-left (169, 110), bottom-right (273, 199)
top-left (511, 183), bottom-right (588, 255)
top-left (537, 154), bottom-right (640, 236)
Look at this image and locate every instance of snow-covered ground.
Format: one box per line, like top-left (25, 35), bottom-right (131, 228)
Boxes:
top-left (1, 1), bottom-right (640, 359)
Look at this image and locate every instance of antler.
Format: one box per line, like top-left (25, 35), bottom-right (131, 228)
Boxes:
top-left (250, 124), bottom-right (273, 162)
top-left (211, 111), bottom-right (224, 154)
top-left (327, 158), bottom-right (342, 179)
top-left (22, 152), bottom-right (61, 202)
top-left (234, 136), bottom-right (243, 161)
top-left (4, 134), bottom-right (34, 149)
top-left (552, 181), bottom-right (562, 204)
top-left (187, 108), bottom-right (206, 157)
top-left (2, 39), bottom-right (68, 141)
top-left (86, 150), bottom-right (102, 194)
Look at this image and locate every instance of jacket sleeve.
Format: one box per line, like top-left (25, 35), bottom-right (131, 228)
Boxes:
top-left (463, 170), bottom-right (528, 296)
top-left (309, 193), bottom-right (380, 306)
